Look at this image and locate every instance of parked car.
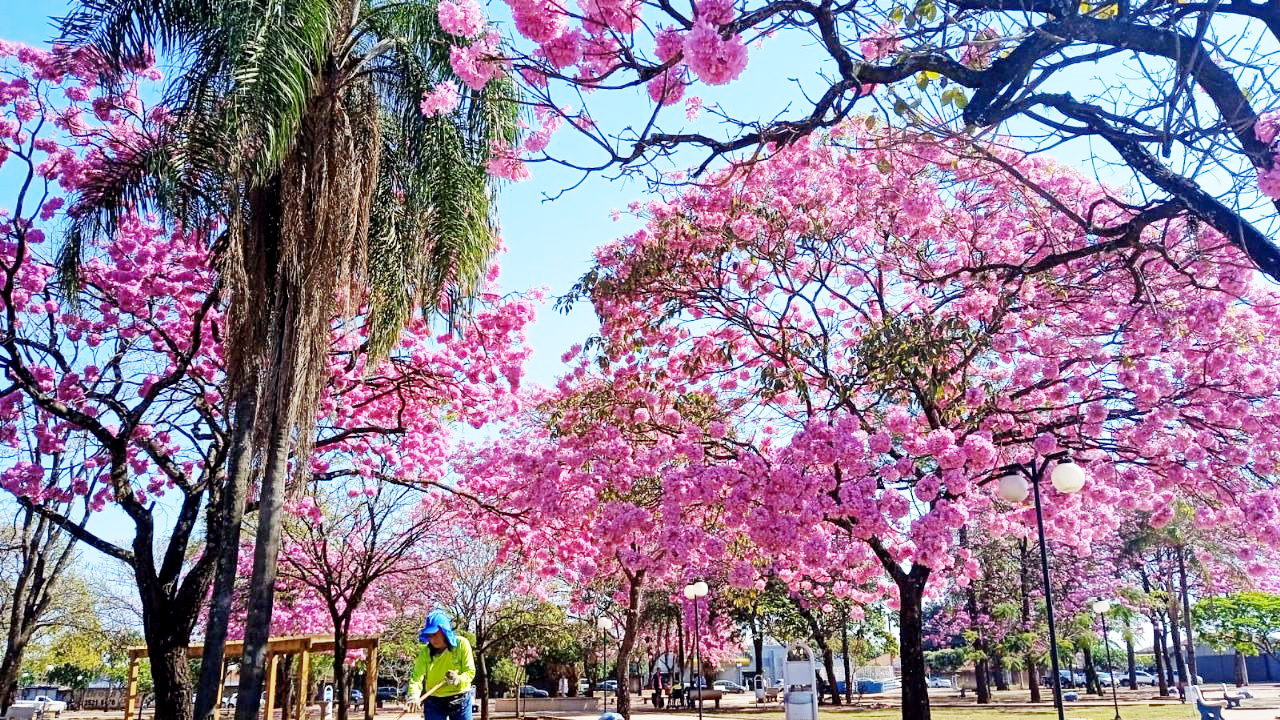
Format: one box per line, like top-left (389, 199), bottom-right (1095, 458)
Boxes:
top-left (927, 677), bottom-right (952, 688)
top-left (376, 686), bottom-right (401, 702)
top-left (221, 693), bottom-right (238, 708)
top-left (350, 688), bottom-right (364, 704)
top-left (714, 681), bottom-right (747, 693)
top-left (578, 678), bottom-right (591, 693)
top-left (1131, 670), bottom-right (1157, 686)
top-left (14, 696), bottom-right (68, 716)
top-left (519, 686), bottom-right (550, 698)
top-left (599, 680), bottom-right (619, 692)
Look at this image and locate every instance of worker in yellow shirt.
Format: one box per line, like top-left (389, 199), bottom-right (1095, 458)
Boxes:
top-left (408, 611), bottom-right (476, 720)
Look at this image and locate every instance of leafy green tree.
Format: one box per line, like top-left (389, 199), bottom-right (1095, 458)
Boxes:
top-left (1195, 592), bottom-right (1280, 685)
top-left (56, 2), bottom-right (519, 719)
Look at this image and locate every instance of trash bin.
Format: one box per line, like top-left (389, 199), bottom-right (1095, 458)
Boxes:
top-left (783, 643), bottom-right (818, 720)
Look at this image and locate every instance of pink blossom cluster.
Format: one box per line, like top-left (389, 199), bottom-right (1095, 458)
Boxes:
top-left (451, 33), bottom-right (504, 91)
top-left (420, 81), bottom-right (461, 117)
top-left (681, 21), bottom-right (748, 86)
top-left (438, 0), bottom-right (487, 38)
top-left (1254, 111), bottom-right (1280, 200)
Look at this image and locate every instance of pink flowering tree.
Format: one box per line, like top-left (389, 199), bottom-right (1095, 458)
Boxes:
top-left (0, 42), bottom-right (230, 719)
top-left (229, 482), bottom-right (456, 720)
top-left (462, 374), bottom-right (744, 718)
top-left (0, 36), bottom-right (536, 720)
top-left (475, 0), bottom-right (1280, 285)
top-left (554, 125), bottom-right (1280, 720)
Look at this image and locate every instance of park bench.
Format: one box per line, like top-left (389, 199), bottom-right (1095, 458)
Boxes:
top-left (1188, 685), bottom-right (1226, 720)
top-left (2, 706), bottom-right (42, 720)
top-left (686, 689), bottom-right (724, 708)
top-left (1218, 684), bottom-right (1251, 708)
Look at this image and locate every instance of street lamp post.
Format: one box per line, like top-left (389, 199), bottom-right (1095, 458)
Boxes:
top-left (998, 451), bottom-right (1088, 720)
top-left (1093, 600), bottom-right (1122, 720)
top-left (598, 617), bottom-right (615, 710)
top-left (683, 581), bottom-right (709, 720)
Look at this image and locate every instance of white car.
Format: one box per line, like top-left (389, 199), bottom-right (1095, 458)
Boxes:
top-left (713, 681), bottom-right (747, 693)
top-left (926, 677), bottom-right (952, 688)
top-left (15, 695), bottom-right (68, 716)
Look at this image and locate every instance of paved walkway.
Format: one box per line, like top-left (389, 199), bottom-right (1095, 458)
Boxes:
top-left (48, 684), bottom-right (1280, 720)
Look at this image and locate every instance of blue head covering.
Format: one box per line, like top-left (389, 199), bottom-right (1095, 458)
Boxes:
top-left (419, 609), bottom-right (458, 647)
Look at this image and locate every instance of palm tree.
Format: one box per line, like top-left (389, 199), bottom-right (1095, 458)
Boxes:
top-left (56, 2), bottom-right (518, 719)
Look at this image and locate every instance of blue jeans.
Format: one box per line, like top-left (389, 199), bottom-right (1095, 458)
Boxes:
top-left (423, 693), bottom-right (473, 720)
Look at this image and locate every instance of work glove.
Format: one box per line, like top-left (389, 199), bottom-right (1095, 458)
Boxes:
top-left (446, 670), bottom-right (460, 686)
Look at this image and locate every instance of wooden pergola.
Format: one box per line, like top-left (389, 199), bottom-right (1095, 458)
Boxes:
top-left (125, 635), bottom-right (380, 720)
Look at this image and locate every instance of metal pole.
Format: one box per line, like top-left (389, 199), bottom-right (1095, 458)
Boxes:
top-left (694, 598), bottom-right (703, 720)
top-left (1031, 461), bottom-right (1067, 720)
top-left (1102, 613), bottom-right (1121, 720)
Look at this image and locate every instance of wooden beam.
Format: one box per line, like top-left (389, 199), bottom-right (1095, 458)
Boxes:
top-left (364, 642), bottom-right (379, 720)
top-left (126, 635), bottom-right (382, 658)
top-left (214, 659), bottom-right (225, 718)
top-left (265, 653), bottom-right (279, 720)
top-left (124, 652), bottom-right (141, 720)
top-left (296, 640), bottom-right (312, 720)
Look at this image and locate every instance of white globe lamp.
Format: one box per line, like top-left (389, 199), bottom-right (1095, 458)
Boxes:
top-left (1050, 461), bottom-right (1087, 494)
top-left (998, 473), bottom-right (1030, 503)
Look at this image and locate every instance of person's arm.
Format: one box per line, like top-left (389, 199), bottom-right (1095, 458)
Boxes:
top-left (408, 647), bottom-right (429, 700)
top-left (452, 637), bottom-right (477, 691)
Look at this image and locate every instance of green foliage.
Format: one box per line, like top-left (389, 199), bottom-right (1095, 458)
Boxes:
top-left (924, 648), bottom-right (966, 674)
top-left (1194, 592), bottom-right (1280, 655)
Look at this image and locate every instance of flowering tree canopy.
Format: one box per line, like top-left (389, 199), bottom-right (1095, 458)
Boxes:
top-left (530, 124), bottom-right (1280, 719)
top-left (439, 0), bottom-right (1280, 282)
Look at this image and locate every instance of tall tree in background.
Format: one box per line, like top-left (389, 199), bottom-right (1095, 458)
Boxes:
top-left (0, 504), bottom-right (85, 713)
top-left (55, 1), bottom-right (519, 719)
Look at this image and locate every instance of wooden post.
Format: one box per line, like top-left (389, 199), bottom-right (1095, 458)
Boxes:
top-left (364, 642), bottom-right (379, 720)
top-left (265, 653), bottom-right (280, 720)
top-left (125, 650), bottom-right (141, 720)
top-left (296, 641), bottom-right (311, 720)
top-left (214, 659), bottom-right (225, 717)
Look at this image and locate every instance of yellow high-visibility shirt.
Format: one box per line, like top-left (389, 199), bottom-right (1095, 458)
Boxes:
top-left (408, 636), bottom-right (476, 699)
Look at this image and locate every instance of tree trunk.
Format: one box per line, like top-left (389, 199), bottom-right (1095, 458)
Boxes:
top-left (965, 581), bottom-right (990, 704)
top-left (0, 633), bottom-right (31, 714)
top-left (1082, 645), bottom-right (1101, 696)
top-left (279, 655), bottom-right (296, 719)
top-left (334, 631), bottom-right (350, 720)
top-left (150, 638), bottom-right (195, 720)
top-left (675, 613), bottom-right (685, 704)
top-left (1178, 549), bottom-right (1197, 684)
top-left (754, 631), bottom-right (764, 690)
top-left (840, 609), bottom-right (853, 705)
top-left (1234, 651), bottom-right (1248, 687)
top-left (478, 641), bottom-right (491, 720)
top-left (615, 570), bottom-right (644, 719)
top-left (195, 384), bottom-right (256, 720)
top-left (235, 299), bottom-right (298, 720)
top-left (897, 570), bottom-right (931, 720)
top-left (1168, 603), bottom-right (1188, 695)
top-left (991, 650), bottom-right (1008, 691)
top-left (820, 648), bottom-right (839, 706)
top-left (1018, 540), bottom-right (1041, 703)
top-left (1126, 634), bottom-right (1137, 690)
top-left (1150, 613), bottom-right (1169, 696)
